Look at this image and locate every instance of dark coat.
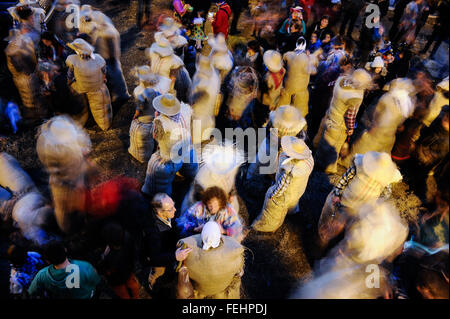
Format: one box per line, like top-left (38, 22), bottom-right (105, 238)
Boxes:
top-left (142, 214), bottom-right (179, 269)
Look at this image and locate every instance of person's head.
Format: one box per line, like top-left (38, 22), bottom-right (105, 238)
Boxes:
top-left (201, 186), bottom-right (228, 215)
top-left (322, 32), bottom-right (332, 44)
top-left (310, 32), bottom-right (318, 44)
top-left (332, 35), bottom-right (345, 50)
top-left (152, 193), bottom-right (176, 220)
top-left (41, 31), bottom-right (55, 47)
top-left (247, 40), bottom-right (260, 55)
top-left (320, 15), bottom-right (329, 29)
top-left (43, 241), bottom-right (67, 266)
top-left (291, 22), bottom-right (302, 33)
top-left (7, 244), bottom-right (28, 268)
top-left (339, 56), bottom-right (353, 74)
top-left (101, 222), bottom-right (124, 249)
top-left (16, 5), bottom-right (34, 22)
top-left (416, 267), bottom-right (449, 299)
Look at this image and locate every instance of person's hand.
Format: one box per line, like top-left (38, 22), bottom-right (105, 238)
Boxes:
top-left (193, 224), bottom-right (204, 232)
top-left (332, 196), bottom-right (341, 206)
top-left (132, 110), bottom-right (140, 120)
top-left (175, 247), bottom-right (193, 262)
top-left (346, 128), bottom-right (354, 136)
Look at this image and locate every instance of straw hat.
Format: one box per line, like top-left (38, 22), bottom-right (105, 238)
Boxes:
top-left (437, 76), bottom-right (449, 92)
top-left (281, 136), bottom-right (311, 160)
top-left (371, 56), bottom-right (384, 68)
top-left (67, 38), bottom-right (95, 59)
top-left (202, 143), bottom-right (245, 175)
top-left (132, 65), bottom-right (151, 78)
top-left (159, 17), bottom-right (181, 37)
top-left (385, 77), bottom-right (415, 93)
top-left (141, 74), bottom-right (171, 94)
top-left (4, 28), bottom-right (21, 42)
top-left (152, 94), bottom-right (181, 116)
top-left (269, 105), bottom-right (306, 137)
top-left (263, 50), bottom-right (283, 73)
top-left (208, 33), bottom-right (228, 53)
top-left (150, 32), bottom-right (174, 57)
top-left (351, 69), bottom-right (372, 90)
top-left (361, 151), bottom-right (402, 185)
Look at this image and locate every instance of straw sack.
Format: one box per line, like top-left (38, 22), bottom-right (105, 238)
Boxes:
top-left (179, 234), bottom-right (244, 298)
top-left (128, 116), bottom-right (154, 163)
top-left (85, 83), bottom-right (113, 131)
top-left (0, 152), bottom-right (36, 194)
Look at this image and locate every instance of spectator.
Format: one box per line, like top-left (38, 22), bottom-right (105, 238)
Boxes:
top-left (97, 222), bottom-right (140, 299)
top-left (28, 241), bottom-right (102, 299)
top-left (8, 244), bottom-right (45, 298)
top-left (339, 0), bottom-right (365, 40)
top-left (210, 1), bottom-right (232, 39)
top-left (307, 15), bottom-right (332, 41)
top-left (177, 186), bottom-right (244, 241)
top-left (142, 193), bottom-right (192, 293)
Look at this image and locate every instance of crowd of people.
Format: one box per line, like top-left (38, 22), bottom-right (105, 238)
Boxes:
top-left (0, 0), bottom-right (449, 299)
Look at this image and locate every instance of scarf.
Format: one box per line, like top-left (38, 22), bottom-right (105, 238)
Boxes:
top-left (270, 68), bottom-right (285, 90)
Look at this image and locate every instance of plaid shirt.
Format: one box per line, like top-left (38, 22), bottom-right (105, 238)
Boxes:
top-left (333, 162), bottom-right (357, 198)
top-left (343, 99), bottom-right (361, 131)
top-left (269, 170), bottom-right (293, 200)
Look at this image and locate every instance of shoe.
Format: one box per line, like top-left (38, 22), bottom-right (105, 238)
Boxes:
top-left (229, 30), bottom-right (241, 35)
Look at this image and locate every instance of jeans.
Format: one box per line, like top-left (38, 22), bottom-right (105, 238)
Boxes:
top-left (137, 0), bottom-right (152, 26)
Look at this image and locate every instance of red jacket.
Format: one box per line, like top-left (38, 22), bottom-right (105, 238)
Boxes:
top-left (212, 3), bottom-right (231, 38)
top-left (298, 0), bottom-right (315, 22)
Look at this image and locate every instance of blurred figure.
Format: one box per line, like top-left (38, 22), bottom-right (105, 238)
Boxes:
top-left (5, 30), bottom-right (44, 119)
top-left (420, 0), bottom-right (449, 57)
top-left (340, 78), bottom-right (416, 168)
top-left (208, 33), bottom-right (233, 82)
top-left (261, 50), bottom-right (285, 110)
top-left (339, 0), bottom-right (364, 40)
top-left (97, 222), bottom-right (140, 299)
top-left (137, 0), bottom-right (152, 29)
top-left (79, 6), bottom-right (131, 105)
top-left (141, 94), bottom-right (197, 198)
top-left (128, 66), bottom-right (171, 163)
top-left (318, 152), bottom-right (402, 250)
top-left (8, 244), bottom-right (45, 299)
top-left (36, 115), bottom-right (92, 233)
top-left (278, 44), bottom-right (321, 118)
top-left (190, 55), bottom-right (221, 149)
top-left (252, 136), bottom-right (314, 232)
top-left (313, 69), bottom-right (372, 174)
top-left (66, 38), bottom-right (113, 131)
